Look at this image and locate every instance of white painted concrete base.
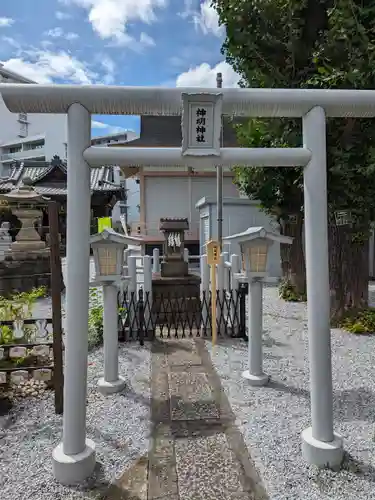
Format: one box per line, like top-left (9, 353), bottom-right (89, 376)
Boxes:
top-left (52, 439), bottom-right (96, 485)
top-left (97, 376), bottom-right (126, 395)
top-left (242, 370), bottom-right (270, 386)
top-left (301, 427), bottom-right (344, 468)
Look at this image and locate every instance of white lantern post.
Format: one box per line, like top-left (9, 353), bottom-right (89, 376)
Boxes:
top-left (224, 227), bottom-right (292, 386)
top-left (90, 228), bottom-right (141, 395)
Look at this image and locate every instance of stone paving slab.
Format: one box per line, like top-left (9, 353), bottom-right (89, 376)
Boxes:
top-left (148, 455), bottom-right (179, 499)
top-left (105, 455), bottom-right (148, 500)
top-left (167, 340), bottom-right (202, 367)
top-left (168, 371), bottom-right (219, 420)
top-left (147, 337), bottom-right (268, 500)
top-left (175, 433), bottom-right (254, 500)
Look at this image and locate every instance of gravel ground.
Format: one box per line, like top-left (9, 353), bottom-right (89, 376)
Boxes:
top-left (0, 343), bottom-right (151, 500)
top-left (207, 284), bottom-right (375, 500)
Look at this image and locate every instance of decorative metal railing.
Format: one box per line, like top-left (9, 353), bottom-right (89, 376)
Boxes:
top-left (118, 288), bottom-right (247, 342)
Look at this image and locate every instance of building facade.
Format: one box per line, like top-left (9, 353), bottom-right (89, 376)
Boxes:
top-left (108, 115), bottom-right (244, 253)
top-left (91, 130), bottom-right (138, 146)
top-left (0, 64), bottom-right (67, 175)
top-left (91, 130), bottom-right (139, 228)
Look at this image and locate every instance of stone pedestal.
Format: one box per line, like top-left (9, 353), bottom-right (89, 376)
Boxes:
top-left (0, 252), bottom-right (64, 296)
top-left (0, 252), bottom-right (50, 296)
top-left (152, 275), bottom-right (201, 324)
top-left (161, 260), bottom-right (188, 278)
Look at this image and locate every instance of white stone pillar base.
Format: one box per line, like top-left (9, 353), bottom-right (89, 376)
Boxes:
top-left (52, 439), bottom-right (96, 485)
top-left (242, 370), bottom-right (269, 387)
top-left (301, 427), bottom-right (343, 468)
top-left (97, 376), bottom-right (126, 395)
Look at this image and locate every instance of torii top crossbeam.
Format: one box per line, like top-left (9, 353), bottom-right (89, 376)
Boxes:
top-left (2, 83), bottom-right (375, 117)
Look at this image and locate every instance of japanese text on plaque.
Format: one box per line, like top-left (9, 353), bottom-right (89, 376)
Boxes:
top-left (196, 107), bottom-right (207, 143)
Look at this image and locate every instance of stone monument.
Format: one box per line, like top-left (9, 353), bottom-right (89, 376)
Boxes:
top-left (152, 217), bottom-right (200, 324)
top-left (0, 181), bottom-right (52, 295)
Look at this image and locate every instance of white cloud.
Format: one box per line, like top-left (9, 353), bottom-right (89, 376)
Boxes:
top-left (2, 50), bottom-right (97, 84)
top-left (45, 27), bottom-right (79, 41)
top-left (176, 61), bottom-right (240, 88)
top-left (1, 36), bottom-right (21, 49)
top-left (66, 32), bottom-right (79, 40)
top-left (92, 120), bottom-right (130, 134)
top-left (180, 0), bottom-right (224, 37)
top-left (99, 54), bottom-right (116, 84)
top-left (178, 0), bottom-right (194, 18)
top-left (194, 0), bottom-right (224, 37)
top-left (64, 0), bottom-right (166, 46)
top-left (92, 120), bottom-right (109, 128)
top-left (0, 17), bottom-right (14, 28)
top-left (140, 32), bottom-right (155, 47)
top-left (46, 27), bottom-right (64, 37)
top-left (56, 11), bottom-right (72, 20)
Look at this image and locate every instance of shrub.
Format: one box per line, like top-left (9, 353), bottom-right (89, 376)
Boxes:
top-left (88, 288), bottom-right (104, 350)
top-left (87, 288), bottom-right (126, 350)
top-left (278, 279), bottom-right (307, 302)
top-left (340, 309), bottom-right (375, 334)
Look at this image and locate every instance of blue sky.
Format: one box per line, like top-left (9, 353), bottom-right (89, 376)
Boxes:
top-left (0, 0), bottom-right (240, 136)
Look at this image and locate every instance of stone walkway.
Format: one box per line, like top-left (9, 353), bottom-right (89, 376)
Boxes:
top-left (106, 339), bottom-right (268, 500)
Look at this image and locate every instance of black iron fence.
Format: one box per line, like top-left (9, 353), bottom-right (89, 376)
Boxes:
top-left (118, 287), bottom-right (247, 342)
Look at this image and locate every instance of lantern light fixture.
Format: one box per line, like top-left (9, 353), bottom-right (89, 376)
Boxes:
top-left (90, 228), bottom-right (142, 283)
top-left (224, 226), bottom-right (293, 279)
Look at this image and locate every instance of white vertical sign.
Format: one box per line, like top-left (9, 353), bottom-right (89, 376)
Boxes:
top-left (181, 93), bottom-right (223, 157)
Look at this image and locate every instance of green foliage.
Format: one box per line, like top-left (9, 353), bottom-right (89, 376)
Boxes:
top-left (0, 325), bottom-right (13, 345)
top-left (87, 288), bottom-right (127, 350)
top-left (232, 118), bottom-right (303, 221)
top-left (88, 288), bottom-right (104, 349)
top-left (278, 279), bottom-right (307, 302)
top-left (0, 287), bottom-right (48, 374)
top-left (340, 309), bottom-right (375, 334)
top-left (212, 0), bottom-right (375, 224)
top-left (0, 287), bottom-right (47, 345)
top-left (0, 286), bottom-right (46, 322)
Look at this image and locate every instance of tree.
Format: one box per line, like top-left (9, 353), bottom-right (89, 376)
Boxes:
top-left (212, 0), bottom-right (375, 320)
top-left (233, 119), bottom-right (306, 298)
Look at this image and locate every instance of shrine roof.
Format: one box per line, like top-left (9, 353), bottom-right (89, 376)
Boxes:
top-left (0, 156), bottom-right (122, 195)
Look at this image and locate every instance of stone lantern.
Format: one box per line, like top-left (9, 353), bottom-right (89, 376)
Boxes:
top-left (160, 217), bottom-right (189, 277)
top-left (0, 181), bottom-right (50, 295)
top-left (90, 228), bottom-right (140, 395)
top-left (0, 180), bottom-right (48, 254)
top-left (224, 226), bottom-right (293, 386)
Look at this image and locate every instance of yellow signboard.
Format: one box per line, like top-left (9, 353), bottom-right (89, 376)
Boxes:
top-left (98, 217), bottom-right (112, 233)
top-left (206, 239), bottom-right (220, 347)
top-left (206, 239), bottom-right (220, 265)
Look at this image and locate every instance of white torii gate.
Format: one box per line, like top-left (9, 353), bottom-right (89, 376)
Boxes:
top-left (2, 84), bottom-right (375, 484)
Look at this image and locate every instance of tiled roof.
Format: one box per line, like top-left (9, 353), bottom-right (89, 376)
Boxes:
top-left (0, 157), bottom-right (122, 195)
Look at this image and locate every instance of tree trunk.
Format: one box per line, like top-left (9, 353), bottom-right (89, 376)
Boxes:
top-left (328, 218), bottom-right (369, 324)
top-left (279, 213), bottom-right (306, 297)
